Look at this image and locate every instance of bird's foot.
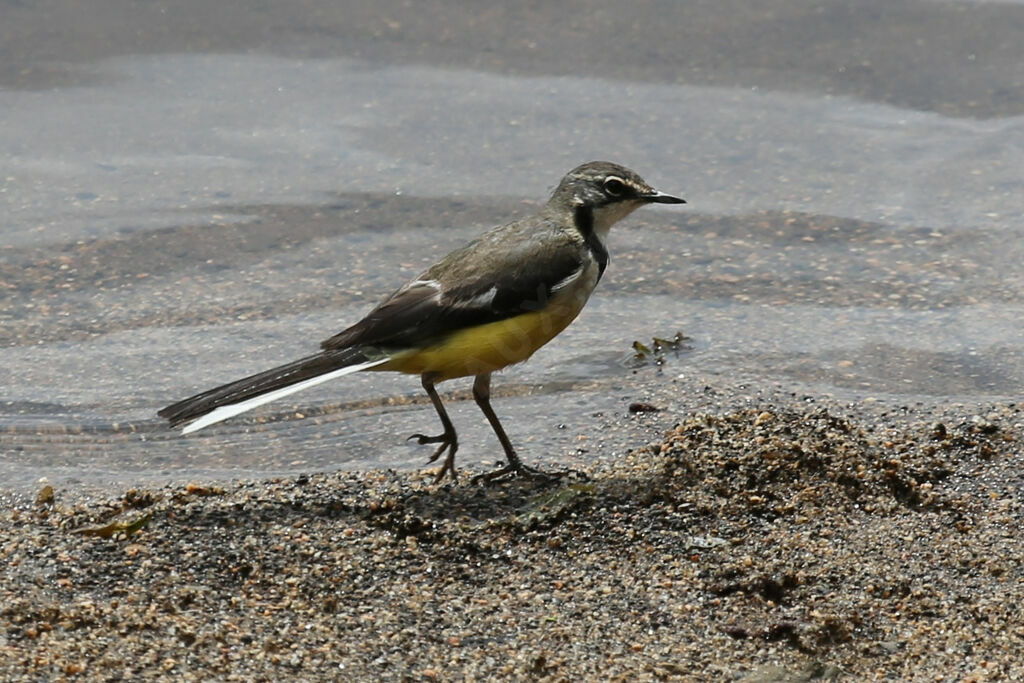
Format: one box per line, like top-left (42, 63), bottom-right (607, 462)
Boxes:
top-left (407, 431), bottom-right (459, 483)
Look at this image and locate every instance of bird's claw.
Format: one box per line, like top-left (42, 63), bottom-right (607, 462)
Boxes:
top-left (407, 432), bottom-right (447, 446)
top-left (408, 431), bottom-right (459, 482)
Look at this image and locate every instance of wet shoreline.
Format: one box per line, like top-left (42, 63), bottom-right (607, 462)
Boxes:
top-left (3, 386), bottom-right (1020, 680)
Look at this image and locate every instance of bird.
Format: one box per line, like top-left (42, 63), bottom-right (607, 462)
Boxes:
top-left (159, 161), bottom-right (685, 483)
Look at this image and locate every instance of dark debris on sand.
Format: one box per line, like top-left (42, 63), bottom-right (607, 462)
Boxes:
top-left (2, 403), bottom-right (1022, 680)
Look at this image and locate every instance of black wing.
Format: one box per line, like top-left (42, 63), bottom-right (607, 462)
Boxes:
top-left (322, 226), bottom-right (585, 351)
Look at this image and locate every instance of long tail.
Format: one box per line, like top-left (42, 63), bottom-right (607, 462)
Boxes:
top-left (159, 348), bottom-right (388, 434)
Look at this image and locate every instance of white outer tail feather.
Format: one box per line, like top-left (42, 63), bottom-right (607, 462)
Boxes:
top-left (180, 358), bottom-right (389, 434)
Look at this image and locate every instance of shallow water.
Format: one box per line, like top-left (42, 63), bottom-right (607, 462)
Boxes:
top-left (2, 2), bottom-right (1022, 491)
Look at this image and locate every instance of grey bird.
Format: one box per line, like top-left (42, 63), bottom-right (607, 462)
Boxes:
top-left (160, 161), bottom-right (685, 483)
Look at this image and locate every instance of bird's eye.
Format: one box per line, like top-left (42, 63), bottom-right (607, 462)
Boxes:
top-left (603, 177), bottom-right (627, 197)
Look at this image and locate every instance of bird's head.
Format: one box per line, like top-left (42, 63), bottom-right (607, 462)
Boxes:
top-left (549, 161), bottom-right (685, 236)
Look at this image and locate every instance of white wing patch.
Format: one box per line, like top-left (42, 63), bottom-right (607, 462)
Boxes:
top-left (408, 279), bottom-right (442, 290)
top-left (550, 266), bottom-right (585, 293)
top-left (404, 279), bottom-right (443, 300)
top-left (453, 284), bottom-right (498, 308)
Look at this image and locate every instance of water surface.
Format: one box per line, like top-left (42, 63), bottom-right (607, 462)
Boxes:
top-left (3, 2), bottom-right (1022, 491)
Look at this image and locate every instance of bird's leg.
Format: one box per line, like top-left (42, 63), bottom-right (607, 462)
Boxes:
top-left (469, 373), bottom-right (579, 485)
top-left (407, 373), bottom-right (460, 483)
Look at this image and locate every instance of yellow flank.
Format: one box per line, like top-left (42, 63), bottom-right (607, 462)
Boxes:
top-left (380, 304), bottom-right (581, 381)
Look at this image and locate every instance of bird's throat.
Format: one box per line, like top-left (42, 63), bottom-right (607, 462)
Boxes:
top-left (573, 205), bottom-right (610, 280)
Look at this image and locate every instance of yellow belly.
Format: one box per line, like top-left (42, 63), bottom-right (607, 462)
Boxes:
top-left (379, 303), bottom-right (582, 381)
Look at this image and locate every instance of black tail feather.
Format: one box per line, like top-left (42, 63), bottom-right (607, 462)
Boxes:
top-left (159, 347), bottom-right (372, 428)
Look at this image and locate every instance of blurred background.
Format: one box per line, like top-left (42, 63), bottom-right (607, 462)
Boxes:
top-left (2, 0), bottom-right (1022, 490)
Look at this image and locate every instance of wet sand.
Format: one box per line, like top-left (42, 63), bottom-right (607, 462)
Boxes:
top-left (3, 376), bottom-right (1021, 680)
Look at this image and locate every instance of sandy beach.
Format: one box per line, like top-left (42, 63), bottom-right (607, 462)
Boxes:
top-left (4, 380), bottom-right (1020, 680)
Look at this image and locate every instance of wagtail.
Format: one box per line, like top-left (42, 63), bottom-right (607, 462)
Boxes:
top-left (159, 161), bottom-right (685, 483)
